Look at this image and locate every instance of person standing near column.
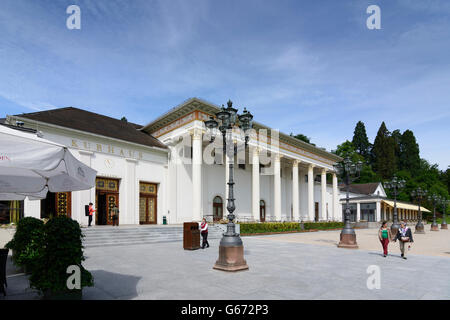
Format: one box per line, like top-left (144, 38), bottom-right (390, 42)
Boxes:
top-left (88, 202), bottom-right (96, 227)
top-left (378, 221), bottom-right (392, 257)
top-left (200, 218), bottom-right (209, 249)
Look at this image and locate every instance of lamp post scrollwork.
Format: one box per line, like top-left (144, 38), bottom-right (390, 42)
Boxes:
top-left (411, 187), bottom-right (427, 234)
top-left (334, 157), bottom-right (363, 248)
top-left (204, 100), bottom-right (253, 272)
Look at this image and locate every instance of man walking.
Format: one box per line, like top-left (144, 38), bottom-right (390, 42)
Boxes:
top-left (394, 221), bottom-right (413, 259)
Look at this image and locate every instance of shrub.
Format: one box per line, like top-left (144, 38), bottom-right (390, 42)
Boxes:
top-left (304, 222), bottom-right (344, 230)
top-left (239, 221), bottom-right (344, 234)
top-left (29, 216), bottom-right (93, 296)
top-left (5, 217), bottom-right (44, 273)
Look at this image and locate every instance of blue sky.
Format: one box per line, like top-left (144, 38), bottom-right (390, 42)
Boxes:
top-left (0, 0), bottom-right (449, 170)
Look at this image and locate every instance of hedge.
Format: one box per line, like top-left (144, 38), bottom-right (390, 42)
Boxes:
top-left (239, 221), bottom-right (344, 234)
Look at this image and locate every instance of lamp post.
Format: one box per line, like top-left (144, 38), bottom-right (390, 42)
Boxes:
top-left (441, 198), bottom-right (448, 230)
top-left (428, 194), bottom-right (440, 231)
top-left (411, 187), bottom-right (427, 234)
top-left (334, 157), bottom-right (363, 249)
top-left (384, 176), bottom-right (406, 236)
top-left (204, 100), bottom-right (253, 272)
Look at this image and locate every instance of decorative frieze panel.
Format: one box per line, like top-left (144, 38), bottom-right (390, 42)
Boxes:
top-left (96, 178), bottom-right (119, 192)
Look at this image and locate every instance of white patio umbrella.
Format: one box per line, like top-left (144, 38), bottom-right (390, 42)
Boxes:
top-left (0, 187), bottom-right (49, 201)
top-left (0, 124), bottom-right (97, 199)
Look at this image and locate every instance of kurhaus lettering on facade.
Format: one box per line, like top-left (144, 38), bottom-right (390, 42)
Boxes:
top-left (71, 139), bottom-right (144, 160)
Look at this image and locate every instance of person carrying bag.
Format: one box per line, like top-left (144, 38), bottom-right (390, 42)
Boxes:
top-left (394, 221), bottom-right (413, 260)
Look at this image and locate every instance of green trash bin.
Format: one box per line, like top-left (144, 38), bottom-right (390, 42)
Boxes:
top-left (163, 216), bottom-right (167, 225)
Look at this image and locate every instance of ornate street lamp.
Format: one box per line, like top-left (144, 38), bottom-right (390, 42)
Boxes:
top-left (411, 187), bottom-right (427, 234)
top-left (428, 194), bottom-right (441, 231)
top-left (441, 198), bottom-right (448, 230)
top-left (204, 100), bottom-right (253, 272)
top-left (384, 176), bottom-right (406, 236)
top-left (334, 157), bottom-right (363, 248)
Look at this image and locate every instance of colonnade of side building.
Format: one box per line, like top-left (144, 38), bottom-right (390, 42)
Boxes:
top-left (188, 128), bottom-right (340, 222)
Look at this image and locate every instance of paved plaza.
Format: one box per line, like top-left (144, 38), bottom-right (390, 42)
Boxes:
top-left (2, 227), bottom-right (450, 300)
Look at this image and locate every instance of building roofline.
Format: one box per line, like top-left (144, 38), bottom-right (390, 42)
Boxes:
top-left (7, 115), bottom-right (169, 154)
top-left (141, 97), bottom-right (342, 162)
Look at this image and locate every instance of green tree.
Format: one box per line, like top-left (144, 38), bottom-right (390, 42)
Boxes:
top-left (391, 129), bottom-right (402, 170)
top-left (399, 129), bottom-right (420, 175)
top-left (352, 121), bottom-right (371, 159)
top-left (334, 140), bottom-right (362, 163)
top-left (372, 122), bottom-right (397, 179)
top-left (290, 133), bottom-right (315, 146)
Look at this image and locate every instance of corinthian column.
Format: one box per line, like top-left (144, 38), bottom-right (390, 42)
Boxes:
top-left (332, 172), bottom-right (338, 221)
top-left (252, 147), bottom-right (260, 221)
top-left (274, 154), bottom-right (281, 221)
top-left (321, 168), bottom-right (327, 221)
top-left (292, 160), bottom-right (299, 222)
top-left (308, 164), bottom-right (315, 221)
top-left (192, 128), bottom-right (202, 221)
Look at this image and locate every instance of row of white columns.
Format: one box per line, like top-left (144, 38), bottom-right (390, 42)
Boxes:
top-left (250, 148), bottom-right (338, 222)
top-left (190, 129), bottom-right (339, 222)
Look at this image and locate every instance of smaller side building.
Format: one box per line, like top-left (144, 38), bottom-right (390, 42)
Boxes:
top-left (339, 182), bottom-right (430, 225)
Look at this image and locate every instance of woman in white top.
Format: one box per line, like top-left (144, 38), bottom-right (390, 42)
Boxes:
top-left (200, 218), bottom-right (209, 249)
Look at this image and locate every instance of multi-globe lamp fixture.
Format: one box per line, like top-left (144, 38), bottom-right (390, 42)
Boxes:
top-left (204, 100), bottom-right (253, 271)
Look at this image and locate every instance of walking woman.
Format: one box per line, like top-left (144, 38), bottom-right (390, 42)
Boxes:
top-left (378, 221), bottom-right (392, 257)
top-left (394, 221), bottom-right (414, 260)
top-left (200, 218), bottom-right (209, 249)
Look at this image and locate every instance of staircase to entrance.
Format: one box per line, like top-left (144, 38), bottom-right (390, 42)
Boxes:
top-left (82, 224), bottom-right (225, 248)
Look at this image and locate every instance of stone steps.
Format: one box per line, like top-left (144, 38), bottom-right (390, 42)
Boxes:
top-left (82, 225), bottom-right (225, 248)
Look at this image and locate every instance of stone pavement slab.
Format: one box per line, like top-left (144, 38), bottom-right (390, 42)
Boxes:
top-left (2, 232), bottom-right (449, 300)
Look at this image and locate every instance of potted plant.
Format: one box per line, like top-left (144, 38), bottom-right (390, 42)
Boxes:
top-left (29, 216), bottom-right (93, 300)
top-left (5, 217), bottom-right (44, 274)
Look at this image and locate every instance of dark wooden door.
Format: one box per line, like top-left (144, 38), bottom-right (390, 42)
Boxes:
top-left (139, 195), bottom-right (157, 224)
top-left (213, 196), bottom-right (223, 221)
top-left (260, 200), bottom-right (266, 222)
top-left (55, 192), bottom-right (71, 218)
top-left (315, 202), bottom-right (319, 222)
top-left (106, 193), bottom-right (119, 225)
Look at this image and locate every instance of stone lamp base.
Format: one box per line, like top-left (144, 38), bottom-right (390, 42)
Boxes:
top-left (213, 245), bottom-right (249, 272)
top-left (337, 233), bottom-right (359, 249)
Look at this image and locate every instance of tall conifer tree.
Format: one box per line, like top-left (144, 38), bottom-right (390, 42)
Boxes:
top-left (352, 121), bottom-right (371, 159)
top-left (372, 122), bottom-right (396, 179)
top-left (399, 129), bottom-right (420, 174)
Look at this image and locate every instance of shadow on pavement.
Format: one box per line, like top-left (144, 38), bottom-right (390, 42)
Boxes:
top-left (83, 270), bottom-right (142, 299)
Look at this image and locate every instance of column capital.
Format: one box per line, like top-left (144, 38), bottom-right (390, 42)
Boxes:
top-left (274, 153), bottom-right (282, 161)
top-left (189, 128), bottom-right (204, 139)
top-left (321, 167), bottom-right (327, 174)
top-left (252, 146), bottom-right (262, 156)
top-left (308, 163), bottom-right (315, 170)
top-left (292, 159), bottom-right (300, 167)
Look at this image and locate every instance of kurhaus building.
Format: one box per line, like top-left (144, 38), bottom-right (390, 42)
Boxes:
top-left (4, 97), bottom-right (344, 226)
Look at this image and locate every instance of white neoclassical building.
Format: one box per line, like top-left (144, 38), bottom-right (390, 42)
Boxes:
top-left (2, 97), bottom-right (345, 226)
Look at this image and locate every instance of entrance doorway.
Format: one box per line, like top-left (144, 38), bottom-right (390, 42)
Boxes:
top-left (212, 196), bottom-right (223, 221)
top-left (260, 200), bottom-right (266, 222)
top-left (41, 192), bottom-right (71, 219)
top-left (139, 182), bottom-right (157, 224)
top-left (95, 178), bottom-right (120, 225)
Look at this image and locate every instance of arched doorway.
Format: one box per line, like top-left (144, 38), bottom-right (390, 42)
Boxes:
top-left (260, 200), bottom-right (266, 222)
top-left (213, 196), bottom-right (223, 221)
